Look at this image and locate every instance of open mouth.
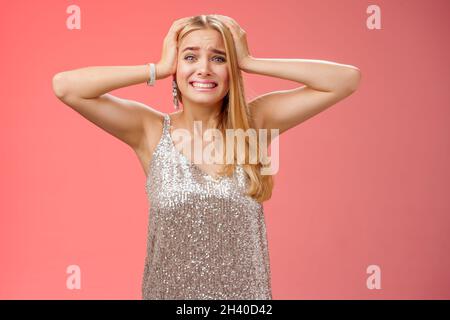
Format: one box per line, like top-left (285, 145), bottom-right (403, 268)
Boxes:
top-left (189, 81), bottom-right (218, 91)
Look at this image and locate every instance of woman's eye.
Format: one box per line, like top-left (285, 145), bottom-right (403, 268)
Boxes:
top-left (184, 55), bottom-right (226, 63)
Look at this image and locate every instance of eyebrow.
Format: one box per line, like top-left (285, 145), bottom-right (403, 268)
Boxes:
top-left (182, 46), bottom-right (226, 56)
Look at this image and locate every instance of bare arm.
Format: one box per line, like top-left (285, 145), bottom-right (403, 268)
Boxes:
top-left (52, 64), bottom-right (165, 150)
top-left (243, 57), bottom-right (361, 134)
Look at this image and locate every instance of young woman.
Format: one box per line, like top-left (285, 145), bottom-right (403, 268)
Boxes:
top-left (52, 14), bottom-right (361, 300)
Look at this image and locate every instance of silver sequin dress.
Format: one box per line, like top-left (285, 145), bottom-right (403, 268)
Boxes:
top-left (142, 113), bottom-right (272, 300)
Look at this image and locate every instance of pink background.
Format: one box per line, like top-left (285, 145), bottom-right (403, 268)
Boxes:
top-left (1, 0), bottom-right (449, 299)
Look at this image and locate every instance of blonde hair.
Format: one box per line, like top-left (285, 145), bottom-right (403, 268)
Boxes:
top-left (175, 15), bottom-right (274, 203)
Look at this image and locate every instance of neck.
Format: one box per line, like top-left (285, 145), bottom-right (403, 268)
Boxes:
top-left (178, 100), bottom-right (223, 134)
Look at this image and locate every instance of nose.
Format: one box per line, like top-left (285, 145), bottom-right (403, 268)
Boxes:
top-left (196, 58), bottom-right (213, 75)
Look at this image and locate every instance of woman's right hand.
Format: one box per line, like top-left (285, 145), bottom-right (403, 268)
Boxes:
top-left (156, 17), bottom-right (193, 79)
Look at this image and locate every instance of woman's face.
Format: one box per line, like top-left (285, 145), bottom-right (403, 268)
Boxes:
top-left (176, 28), bottom-right (229, 107)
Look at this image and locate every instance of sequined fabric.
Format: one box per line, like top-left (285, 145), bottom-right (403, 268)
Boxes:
top-left (142, 113), bottom-right (272, 300)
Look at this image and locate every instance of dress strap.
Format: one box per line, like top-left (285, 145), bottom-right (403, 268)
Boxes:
top-left (163, 113), bottom-right (171, 135)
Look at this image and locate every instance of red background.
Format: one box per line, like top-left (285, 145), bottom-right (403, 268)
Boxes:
top-left (1, 0), bottom-right (449, 299)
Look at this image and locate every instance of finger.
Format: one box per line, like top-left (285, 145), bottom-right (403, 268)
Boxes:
top-left (214, 14), bottom-right (231, 24)
top-left (211, 15), bottom-right (238, 32)
top-left (220, 15), bottom-right (235, 24)
top-left (170, 18), bottom-right (191, 33)
top-left (221, 18), bottom-right (238, 32)
top-left (216, 17), bottom-right (232, 29)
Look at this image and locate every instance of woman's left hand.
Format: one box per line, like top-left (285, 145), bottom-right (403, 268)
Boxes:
top-left (212, 15), bottom-right (253, 71)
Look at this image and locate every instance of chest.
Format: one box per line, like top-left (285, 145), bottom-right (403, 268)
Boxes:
top-left (135, 127), bottom-right (229, 180)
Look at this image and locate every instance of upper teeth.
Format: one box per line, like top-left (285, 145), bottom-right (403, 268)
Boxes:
top-left (192, 82), bottom-right (216, 88)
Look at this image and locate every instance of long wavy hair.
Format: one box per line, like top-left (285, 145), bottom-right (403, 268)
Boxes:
top-left (175, 15), bottom-right (274, 203)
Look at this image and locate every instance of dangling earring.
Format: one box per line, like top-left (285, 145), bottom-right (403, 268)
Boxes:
top-left (172, 80), bottom-right (179, 110)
